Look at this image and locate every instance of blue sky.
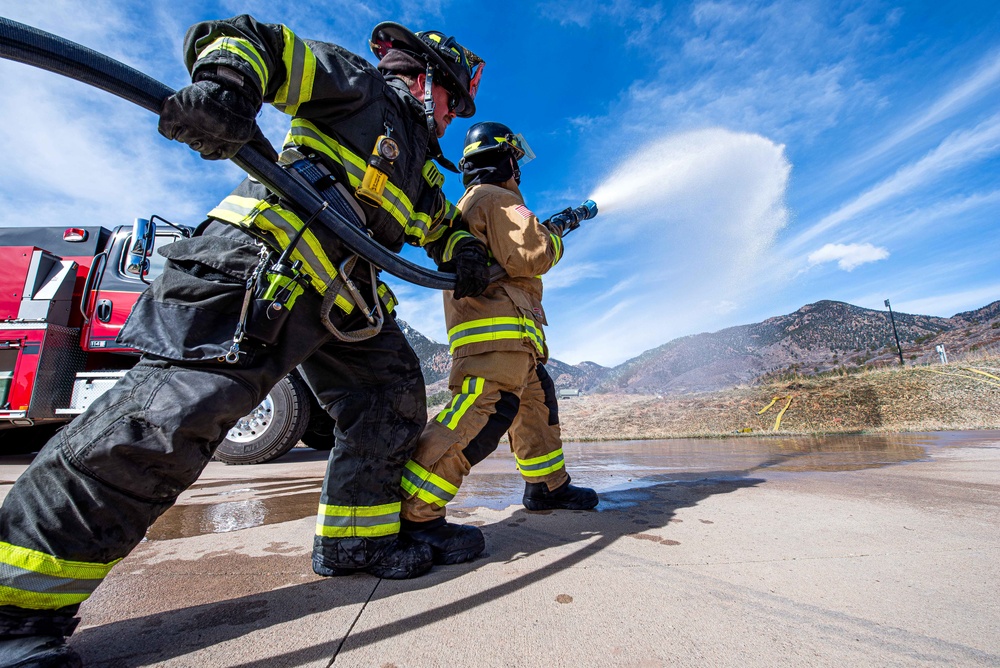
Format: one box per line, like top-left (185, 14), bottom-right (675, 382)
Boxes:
top-left (1, 1), bottom-right (999, 365)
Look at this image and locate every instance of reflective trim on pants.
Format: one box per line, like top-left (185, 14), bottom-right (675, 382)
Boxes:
top-left (435, 376), bottom-right (485, 430)
top-left (515, 448), bottom-right (566, 478)
top-left (400, 460), bottom-right (458, 508)
top-left (0, 541), bottom-right (120, 610)
top-left (315, 502), bottom-right (401, 538)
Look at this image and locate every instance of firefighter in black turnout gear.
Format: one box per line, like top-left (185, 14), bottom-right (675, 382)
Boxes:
top-left (0, 16), bottom-right (489, 667)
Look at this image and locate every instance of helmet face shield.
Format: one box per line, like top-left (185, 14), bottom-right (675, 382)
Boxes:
top-left (509, 133), bottom-right (535, 166)
top-left (461, 123), bottom-right (536, 169)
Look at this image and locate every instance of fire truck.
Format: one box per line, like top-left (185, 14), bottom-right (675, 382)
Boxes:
top-left (0, 218), bottom-right (334, 464)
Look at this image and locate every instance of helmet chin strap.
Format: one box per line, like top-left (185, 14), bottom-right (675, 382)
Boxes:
top-left (423, 62), bottom-right (437, 136)
top-left (511, 155), bottom-right (521, 185)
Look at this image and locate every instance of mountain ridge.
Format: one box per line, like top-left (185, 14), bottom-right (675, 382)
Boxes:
top-left (400, 299), bottom-right (1000, 395)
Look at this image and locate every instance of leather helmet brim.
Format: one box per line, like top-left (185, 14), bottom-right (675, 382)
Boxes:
top-left (371, 22), bottom-right (477, 117)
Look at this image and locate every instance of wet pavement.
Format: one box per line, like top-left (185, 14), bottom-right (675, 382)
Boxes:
top-left (0, 430), bottom-right (998, 666)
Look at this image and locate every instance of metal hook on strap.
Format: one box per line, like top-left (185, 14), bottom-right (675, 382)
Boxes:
top-left (320, 256), bottom-right (384, 342)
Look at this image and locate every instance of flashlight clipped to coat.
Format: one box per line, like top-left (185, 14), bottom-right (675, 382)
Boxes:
top-left (543, 199), bottom-right (598, 237)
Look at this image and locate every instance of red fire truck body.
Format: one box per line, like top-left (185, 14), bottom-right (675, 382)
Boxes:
top-left (0, 224), bottom-right (327, 463)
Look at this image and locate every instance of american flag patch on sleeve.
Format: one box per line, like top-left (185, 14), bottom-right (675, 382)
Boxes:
top-left (514, 205), bottom-right (534, 219)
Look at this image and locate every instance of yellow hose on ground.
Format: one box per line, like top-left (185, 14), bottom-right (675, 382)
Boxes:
top-left (923, 368), bottom-right (1000, 388)
top-left (757, 395), bottom-right (793, 431)
top-left (962, 367), bottom-right (1000, 382)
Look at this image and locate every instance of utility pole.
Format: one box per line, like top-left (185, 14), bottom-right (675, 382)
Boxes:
top-left (884, 299), bottom-right (904, 366)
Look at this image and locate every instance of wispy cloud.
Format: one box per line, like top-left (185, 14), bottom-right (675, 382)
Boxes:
top-left (785, 113), bottom-right (1000, 251)
top-left (845, 49), bottom-right (1000, 170)
top-left (807, 243), bottom-right (889, 271)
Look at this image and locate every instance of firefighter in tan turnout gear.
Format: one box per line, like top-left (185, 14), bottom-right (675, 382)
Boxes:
top-left (0, 16), bottom-right (492, 668)
top-left (399, 122), bottom-right (599, 564)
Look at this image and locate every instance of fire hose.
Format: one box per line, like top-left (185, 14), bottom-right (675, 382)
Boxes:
top-left (0, 16), bottom-right (497, 290)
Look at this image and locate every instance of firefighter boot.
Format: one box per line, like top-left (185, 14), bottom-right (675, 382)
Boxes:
top-left (402, 518), bottom-right (485, 565)
top-left (0, 635), bottom-right (82, 668)
top-left (523, 477), bottom-right (599, 511)
top-left (312, 535), bottom-right (433, 580)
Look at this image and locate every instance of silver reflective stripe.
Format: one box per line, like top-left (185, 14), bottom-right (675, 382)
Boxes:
top-left (213, 198), bottom-right (257, 222)
top-left (285, 125), bottom-right (423, 235)
top-left (257, 208), bottom-right (335, 284)
top-left (1, 564), bottom-right (102, 596)
top-left (449, 323), bottom-right (523, 346)
top-left (401, 468), bottom-right (456, 503)
top-left (318, 511), bottom-right (399, 529)
top-left (519, 452), bottom-right (565, 473)
top-left (287, 126), bottom-right (365, 180)
top-left (279, 37), bottom-right (307, 110)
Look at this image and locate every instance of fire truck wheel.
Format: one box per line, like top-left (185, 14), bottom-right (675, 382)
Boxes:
top-left (213, 374), bottom-right (312, 465)
top-left (301, 406), bottom-right (336, 451)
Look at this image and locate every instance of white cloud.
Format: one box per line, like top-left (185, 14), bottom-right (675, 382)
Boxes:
top-left (807, 243), bottom-right (889, 271)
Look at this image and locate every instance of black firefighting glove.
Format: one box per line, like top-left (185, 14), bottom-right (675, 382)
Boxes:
top-left (542, 207), bottom-right (580, 237)
top-left (159, 66), bottom-right (275, 161)
top-left (451, 241), bottom-right (490, 299)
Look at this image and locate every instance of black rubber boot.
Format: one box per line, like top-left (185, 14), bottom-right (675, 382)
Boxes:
top-left (402, 517), bottom-right (485, 565)
top-left (312, 535), bottom-right (433, 580)
top-left (523, 477), bottom-right (599, 511)
top-left (0, 636), bottom-right (82, 668)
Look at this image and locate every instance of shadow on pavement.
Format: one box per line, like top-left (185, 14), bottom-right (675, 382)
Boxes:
top-left (72, 466), bottom-right (765, 667)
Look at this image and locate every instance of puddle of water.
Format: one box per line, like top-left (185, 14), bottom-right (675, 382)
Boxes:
top-left (145, 431), bottom-right (998, 541)
top-left (146, 491), bottom-right (320, 542)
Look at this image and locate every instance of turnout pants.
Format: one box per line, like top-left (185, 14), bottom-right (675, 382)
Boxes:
top-left (401, 351), bottom-right (568, 523)
top-left (0, 225), bottom-right (425, 636)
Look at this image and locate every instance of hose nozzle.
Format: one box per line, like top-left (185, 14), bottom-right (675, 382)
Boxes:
top-left (547, 199), bottom-right (599, 236)
top-left (567, 199), bottom-right (598, 225)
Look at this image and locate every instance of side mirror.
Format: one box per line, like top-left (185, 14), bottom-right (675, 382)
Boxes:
top-left (126, 217), bottom-right (156, 279)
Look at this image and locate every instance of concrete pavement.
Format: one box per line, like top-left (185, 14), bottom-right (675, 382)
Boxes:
top-left (0, 431), bottom-right (997, 667)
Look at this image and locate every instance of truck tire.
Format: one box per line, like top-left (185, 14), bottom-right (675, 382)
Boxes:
top-left (213, 374), bottom-right (311, 465)
top-left (301, 405), bottom-right (336, 451)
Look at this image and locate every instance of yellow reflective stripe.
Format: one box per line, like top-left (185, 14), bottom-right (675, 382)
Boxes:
top-left (448, 316), bottom-right (544, 355)
top-left (211, 196), bottom-right (351, 300)
top-left (377, 283), bottom-right (397, 313)
top-left (263, 203), bottom-right (339, 289)
top-left (286, 120), bottom-right (438, 242)
top-left (315, 502), bottom-right (400, 538)
top-left (274, 26), bottom-right (316, 115)
top-left (0, 542), bottom-right (120, 610)
top-left (435, 376), bottom-right (484, 430)
top-left (550, 233), bottom-right (563, 265)
top-left (209, 197), bottom-right (369, 313)
top-left (400, 460), bottom-right (458, 507)
top-left (516, 448), bottom-right (566, 478)
top-left (208, 195), bottom-right (263, 226)
top-left (422, 161), bottom-right (444, 188)
top-left (197, 37), bottom-right (269, 95)
top-left (443, 230), bottom-right (474, 263)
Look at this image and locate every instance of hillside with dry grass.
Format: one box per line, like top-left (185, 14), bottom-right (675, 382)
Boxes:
top-left (553, 354), bottom-right (1000, 440)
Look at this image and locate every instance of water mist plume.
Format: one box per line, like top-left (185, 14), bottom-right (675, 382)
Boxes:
top-left (549, 128), bottom-right (792, 366)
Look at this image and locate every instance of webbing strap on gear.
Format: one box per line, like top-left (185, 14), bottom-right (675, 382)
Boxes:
top-left (282, 149), bottom-right (387, 342)
top-left (321, 255), bottom-right (384, 342)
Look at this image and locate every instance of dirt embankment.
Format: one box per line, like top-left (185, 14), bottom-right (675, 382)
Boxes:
top-left (554, 356), bottom-right (1000, 440)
